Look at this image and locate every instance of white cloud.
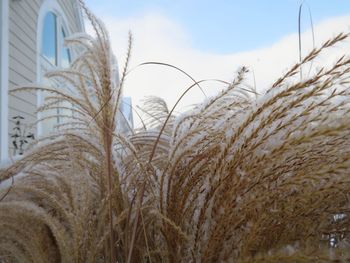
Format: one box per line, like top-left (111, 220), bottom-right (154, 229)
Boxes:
top-left (88, 13), bottom-right (350, 124)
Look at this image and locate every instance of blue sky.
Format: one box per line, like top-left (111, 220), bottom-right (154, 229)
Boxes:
top-left (85, 0), bottom-right (350, 54)
top-left (83, 0), bottom-right (350, 124)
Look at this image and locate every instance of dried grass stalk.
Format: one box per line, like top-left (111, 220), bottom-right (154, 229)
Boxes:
top-left (1, 2), bottom-right (350, 263)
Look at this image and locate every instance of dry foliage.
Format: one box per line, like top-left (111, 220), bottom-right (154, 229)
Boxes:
top-left (1, 2), bottom-right (350, 262)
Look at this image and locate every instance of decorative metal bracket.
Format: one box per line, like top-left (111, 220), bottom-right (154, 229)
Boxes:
top-left (10, 115), bottom-right (35, 155)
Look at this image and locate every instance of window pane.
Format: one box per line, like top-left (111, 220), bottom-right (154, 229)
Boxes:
top-left (42, 12), bottom-right (57, 65)
top-left (61, 28), bottom-right (71, 68)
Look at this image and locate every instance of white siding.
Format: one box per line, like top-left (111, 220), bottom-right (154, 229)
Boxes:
top-left (8, 0), bottom-right (39, 155)
top-left (7, 0), bottom-right (83, 156)
top-left (59, 0), bottom-right (82, 33)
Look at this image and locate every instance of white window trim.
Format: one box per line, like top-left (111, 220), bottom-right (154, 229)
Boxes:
top-left (0, 0), bottom-right (9, 162)
top-left (37, 0), bottom-right (71, 136)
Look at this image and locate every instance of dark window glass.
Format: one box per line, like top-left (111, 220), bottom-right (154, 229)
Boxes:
top-left (42, 12), bottom-right (57, 65)
top-left (61, 28), bottom-right (71, 68)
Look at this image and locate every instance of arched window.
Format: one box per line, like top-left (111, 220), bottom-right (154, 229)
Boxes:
top-left (37, 3), bottom-right (72, 136)
top-left (61, 28), bottom-right (71, 68)
top-left (41, 11), bottom-right (71, 68)
top-left (42, 12), bottom-right (57, 66)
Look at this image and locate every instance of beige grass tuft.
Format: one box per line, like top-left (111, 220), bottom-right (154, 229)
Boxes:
top-left (1, 2), bottom-right (350, 262)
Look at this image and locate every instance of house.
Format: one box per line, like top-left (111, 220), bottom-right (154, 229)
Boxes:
top-left (0, 0), bottom-right (134, 164)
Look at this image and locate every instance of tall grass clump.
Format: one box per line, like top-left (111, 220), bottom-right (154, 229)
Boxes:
top-left (2, 2), bottom-right (350, 262)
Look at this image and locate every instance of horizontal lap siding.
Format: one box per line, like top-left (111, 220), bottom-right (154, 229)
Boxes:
top-left (8, 0), bottom-right (40, 154)
top-left (59, 0), bottom-right (81, 33)
top-left (8, 0), bottom-right (81, 155)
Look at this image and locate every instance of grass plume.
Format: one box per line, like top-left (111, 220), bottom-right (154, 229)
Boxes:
top-left (1, 2), bottom-right (350, 262)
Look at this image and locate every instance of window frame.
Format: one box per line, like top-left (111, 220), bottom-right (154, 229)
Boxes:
top-left (37, 0), bottom-right (72, 136)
